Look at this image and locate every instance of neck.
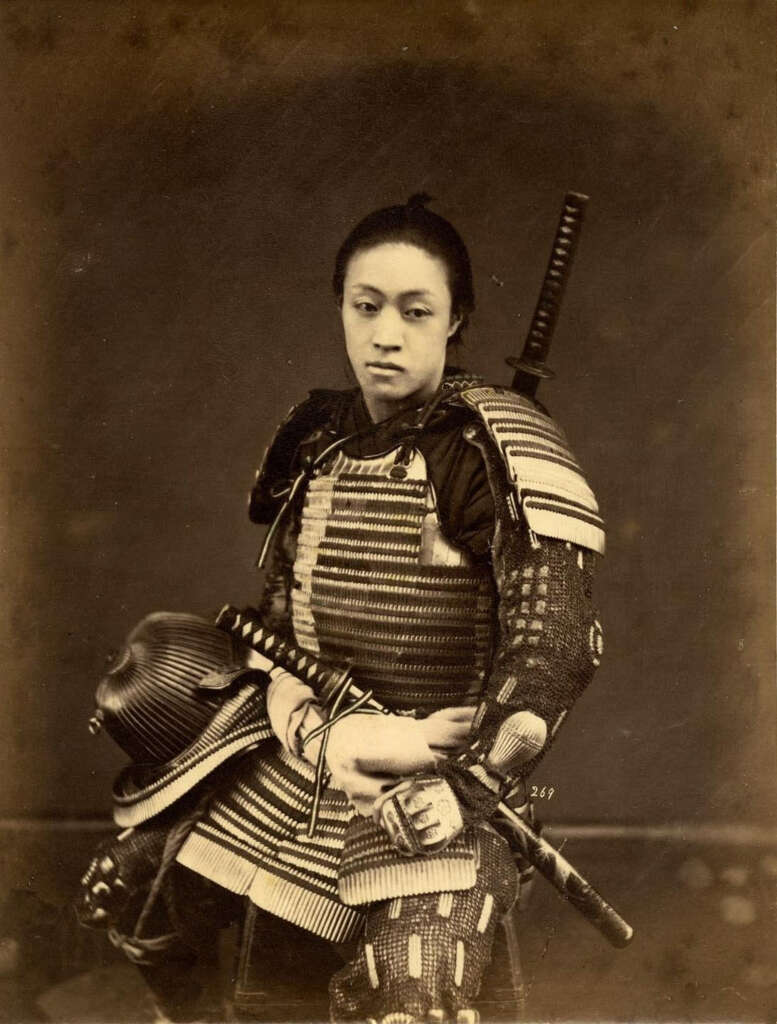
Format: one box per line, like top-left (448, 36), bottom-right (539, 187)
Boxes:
top-left (362, 388), bottom-right (435, 424)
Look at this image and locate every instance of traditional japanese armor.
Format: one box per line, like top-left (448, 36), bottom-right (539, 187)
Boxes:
top-left (79, 374), bottom-right (606, 1022)
top-left (291, 446), bottom-right (495, 711)
top-left (176, 416), bottom-right (502, 935)
top-left (176, 377), bottom-right (603, 931)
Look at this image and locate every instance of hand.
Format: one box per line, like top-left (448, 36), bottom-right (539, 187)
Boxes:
top-left (373, 776), bottom-right (465, 856)
top-left (266, 668), bottom-right (322, 757)
top-left (418, 705), bottom-right (476, 755)
top-left (321, 713), bottom-right (437, 816)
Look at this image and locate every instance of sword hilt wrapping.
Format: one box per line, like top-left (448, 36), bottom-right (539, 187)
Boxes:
top-left (509, 191), bottom-right (589, 397)
top-left (215, 604), bottom-right (388, 714)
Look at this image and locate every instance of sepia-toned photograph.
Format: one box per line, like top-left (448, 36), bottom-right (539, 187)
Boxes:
top-left (0, 2), bottom-right (774, 1021)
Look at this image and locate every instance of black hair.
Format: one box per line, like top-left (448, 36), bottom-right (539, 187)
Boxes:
top-left (332, 194), bottom-right (475, 344)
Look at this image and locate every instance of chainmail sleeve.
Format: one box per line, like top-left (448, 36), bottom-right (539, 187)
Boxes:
top-left (436, 420), bottom-right (604, 824)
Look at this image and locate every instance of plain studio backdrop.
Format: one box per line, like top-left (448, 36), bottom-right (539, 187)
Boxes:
top-left (0, 1), bottom-right (774, 1017)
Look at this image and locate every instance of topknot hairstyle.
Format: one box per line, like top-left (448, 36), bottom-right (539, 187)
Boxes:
top-left (333, 195), bottom-right (475, 344)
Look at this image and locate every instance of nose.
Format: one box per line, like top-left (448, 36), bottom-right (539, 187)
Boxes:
top-left (372, 308), bottom-right (404, 351)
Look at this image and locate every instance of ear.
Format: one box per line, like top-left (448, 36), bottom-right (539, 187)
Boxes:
top-left (447, 315), bottom-right (462, 339)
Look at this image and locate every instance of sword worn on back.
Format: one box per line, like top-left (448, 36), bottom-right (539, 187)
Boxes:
top-left (508, 191), bottom-right (589, 397)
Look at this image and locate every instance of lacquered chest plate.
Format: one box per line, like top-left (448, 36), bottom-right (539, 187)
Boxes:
top-left (291, 447), bottom-right (495, 711)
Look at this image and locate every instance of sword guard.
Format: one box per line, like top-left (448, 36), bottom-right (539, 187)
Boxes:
top-left (505, 356), bottom-right (556, 381)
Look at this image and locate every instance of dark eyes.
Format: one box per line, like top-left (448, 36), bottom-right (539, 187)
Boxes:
top-left (353, 302), bottom-right (431, 319)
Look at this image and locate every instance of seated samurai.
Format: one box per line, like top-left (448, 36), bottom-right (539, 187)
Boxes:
top-left (78, 195), bottom-right (605, 1023)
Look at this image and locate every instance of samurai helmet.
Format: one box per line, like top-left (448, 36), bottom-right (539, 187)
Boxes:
top-left (90, 612), bottom-right (271, 827)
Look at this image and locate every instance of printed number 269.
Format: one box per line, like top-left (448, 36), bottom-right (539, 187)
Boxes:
top-left (530, 785), bottom-right (555, 799)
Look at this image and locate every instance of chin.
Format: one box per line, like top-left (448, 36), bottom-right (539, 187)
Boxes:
top-left (372, 386), bottom-right (418, 406)
top-left (362, 378), bottom-right (412, 398)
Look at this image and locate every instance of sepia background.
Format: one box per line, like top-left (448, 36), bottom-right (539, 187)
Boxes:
top-left (0, 1), bottom-right (774, 1021)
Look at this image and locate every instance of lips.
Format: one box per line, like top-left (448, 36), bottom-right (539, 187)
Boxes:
top-left (366, 362), bottom-right (404, 371)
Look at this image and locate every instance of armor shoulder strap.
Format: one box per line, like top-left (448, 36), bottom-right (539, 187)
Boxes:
top-left (249, 389), bottom-right (351, 524)
top-left (459, 385), bottom-right (605, 555)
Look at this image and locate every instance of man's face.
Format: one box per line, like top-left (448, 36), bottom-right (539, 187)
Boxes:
top-left (341, 242), bottom-right (460, 422)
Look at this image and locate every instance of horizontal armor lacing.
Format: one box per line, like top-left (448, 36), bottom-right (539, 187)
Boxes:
top-left (460, 387), bottom-right (605, 554)
top-left (177, 745), bottom-right (365, 942)
top-left (179, 442), bottom-right (499, 925)
top-left (291, 448), bottom-right (494, 715)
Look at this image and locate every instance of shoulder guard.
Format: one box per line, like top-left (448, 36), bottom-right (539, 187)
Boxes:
top-left (249, 389), bottom-right (350, 524)
top-left (459, 385), bottom-right (605, 555)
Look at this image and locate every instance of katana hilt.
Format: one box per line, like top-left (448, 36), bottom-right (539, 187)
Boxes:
top-left (215, 604), bottom-right (388, 714)
top-left (508, 191), bottom-right (589, 397)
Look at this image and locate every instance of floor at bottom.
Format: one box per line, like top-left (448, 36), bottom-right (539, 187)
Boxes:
top-left (0, 828), bottom-right (775, 1022)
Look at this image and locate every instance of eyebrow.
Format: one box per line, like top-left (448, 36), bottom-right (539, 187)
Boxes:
top-left (349, 284), bottom-right (435, 300)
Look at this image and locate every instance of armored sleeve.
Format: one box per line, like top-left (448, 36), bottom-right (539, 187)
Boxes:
top-left (436, 391), bottom-right (605, 822)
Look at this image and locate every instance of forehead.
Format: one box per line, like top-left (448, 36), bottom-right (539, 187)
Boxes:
top-left (344, 242), bottom-right (451, 298)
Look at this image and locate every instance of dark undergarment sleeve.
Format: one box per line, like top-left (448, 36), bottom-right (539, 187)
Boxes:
top-left (416, 414), bottom-right (496, 559)
top-left (442, 453), bottom-right (495, 559)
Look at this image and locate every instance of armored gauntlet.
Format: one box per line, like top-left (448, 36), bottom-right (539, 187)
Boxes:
top-left (76, 825), bottom-right (167, 934)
